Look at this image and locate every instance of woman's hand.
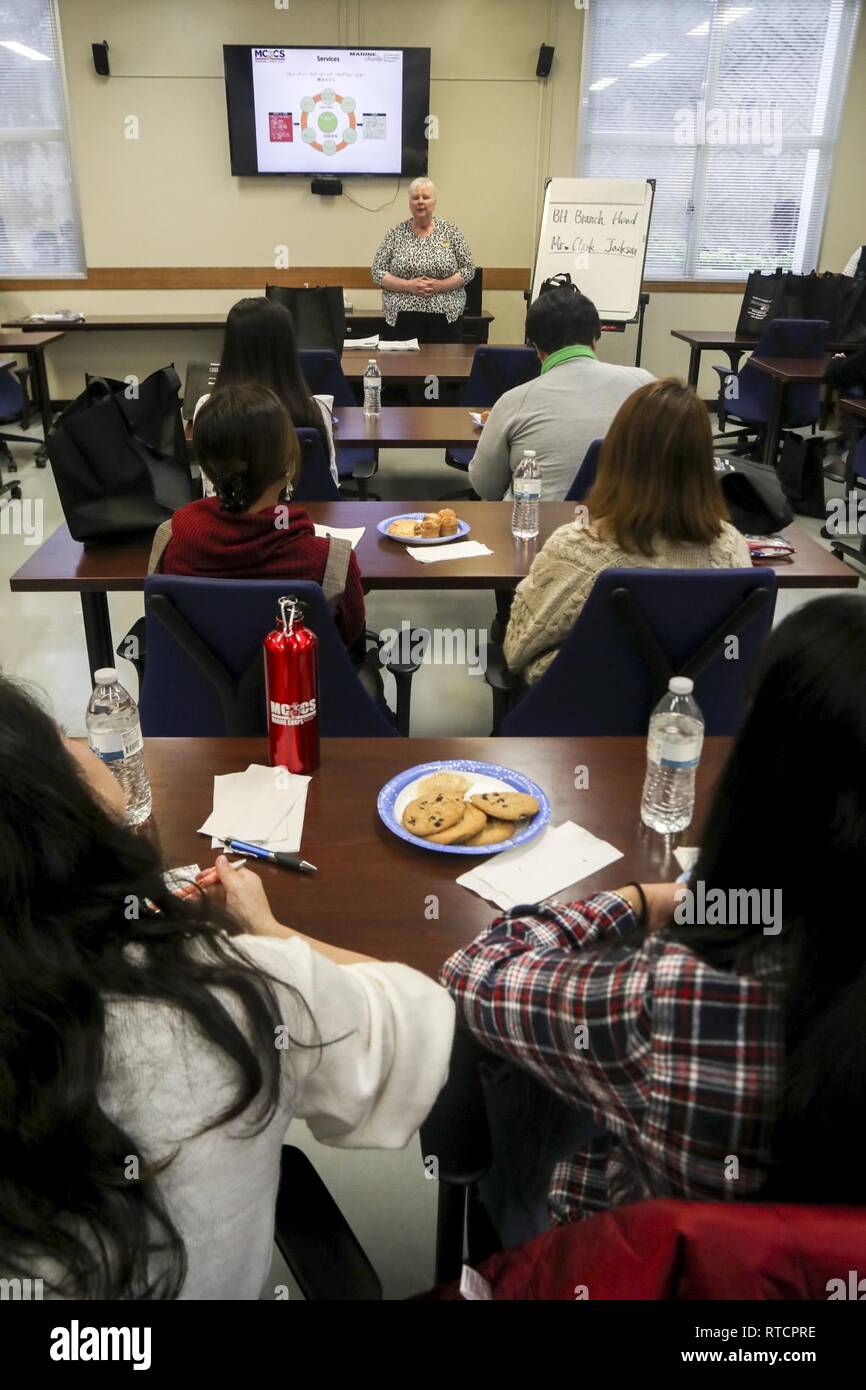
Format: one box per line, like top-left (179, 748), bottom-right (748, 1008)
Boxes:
top-left (612, 882), bottom-right (683, 934)
top-left (408, 277), bottom-right (436, 297)
top-left (203, 856), bottom-right (285, 936)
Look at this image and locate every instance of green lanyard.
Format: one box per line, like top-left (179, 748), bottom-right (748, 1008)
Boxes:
top-left (540, 344), bottom-right (597, 375)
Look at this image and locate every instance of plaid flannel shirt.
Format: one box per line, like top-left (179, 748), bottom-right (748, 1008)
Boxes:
top-left (440, 891), bottom-right (785, 1224)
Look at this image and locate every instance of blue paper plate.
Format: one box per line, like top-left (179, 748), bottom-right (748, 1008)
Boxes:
top-left (377, 760), bottom-right (550, 855)
top-left (377, 512), bottom-right (471, 546)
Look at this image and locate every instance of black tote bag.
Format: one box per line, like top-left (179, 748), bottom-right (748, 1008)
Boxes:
top-left (265, 284), bottom-right (345, 352)
top-left (720, 462), bottom-right (793, 535)
top-left (775, 430), bottom-right (827, 519)
top-left (47, 366), bottom-right (194, 543)
top-left (736, 268), bottom-right (786, 337)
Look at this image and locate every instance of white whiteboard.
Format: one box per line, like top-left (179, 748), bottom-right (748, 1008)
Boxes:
top-left (530, 178), bottom-right (654, 322)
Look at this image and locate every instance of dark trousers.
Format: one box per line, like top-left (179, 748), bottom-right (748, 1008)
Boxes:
top-left (382, 311), bottom-right (462, 344)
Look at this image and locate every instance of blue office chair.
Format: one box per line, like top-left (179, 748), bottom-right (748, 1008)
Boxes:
top-left (564, 438), bottom-right (604, 503)
top-left (444, 347), bottom-right (540, 498)
top-left (293, 427), bottom-right (341, 502)
top-left (139, 576), bottom-right (399, 738)
top-left (299, 349), bottom-right (378, 498)
top-left (828, 429), bottom-right (866, 570)
top-left (487, 568), bottom-right (777, 736)
top-left (0, 363), bottom-right (38, 494)
top-left (714, 318), bottom-right (829, 455)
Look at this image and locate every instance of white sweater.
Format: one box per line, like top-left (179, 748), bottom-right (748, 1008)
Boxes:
top-left (35, 934), bottom-right (454, 1299)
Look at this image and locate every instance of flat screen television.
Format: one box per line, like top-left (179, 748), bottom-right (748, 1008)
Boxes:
top-left (223, 46), bottom-right (431, 177)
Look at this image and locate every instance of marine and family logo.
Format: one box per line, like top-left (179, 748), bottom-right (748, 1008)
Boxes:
top-left (254, 48), bottom-right (285, 62)
top-left (269, 698), bottom-right (317, 727)
top-left (49, 1320), bottom-right (151, 1370)
top-left (674, 881), bottom-right (782, 936)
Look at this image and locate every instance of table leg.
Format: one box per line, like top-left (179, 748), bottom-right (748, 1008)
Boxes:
top-left (31, 349), bottom-right (53, 440)
top-left (687, 346), bottom-right (700, 390)
top-left (763, 381), bottom-right (786, 469)
top-left (81, 592), bottom-right (114, 680)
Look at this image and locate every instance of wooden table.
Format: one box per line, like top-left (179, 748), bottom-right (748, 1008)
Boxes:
top-left (0, 329), bottom-right (65, 439)
top-left (184, 406), bottom-right (486, 449)
top-left (749, 355), bottom-right (829, 466)
top-left (10, 506), bottom-right (857, 675)
top-left (340, 343), bottom-right (481, 382)
top-left (139, 734), bottom-right (730, 978)
top-left (672, 328), bottom-right (857, 391)
top-left (3, 309), bottom-right (495, 344)
top-left (840, 396), bottom-right (866, 425)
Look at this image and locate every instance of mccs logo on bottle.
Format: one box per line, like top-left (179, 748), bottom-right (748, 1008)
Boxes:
top-left (270, 698), bottom-right (317, 727)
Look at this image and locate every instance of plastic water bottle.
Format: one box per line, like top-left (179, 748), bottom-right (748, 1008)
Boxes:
top-left (363, 359), bottom-right (382, 416)
top-left (85, 668), bottom-right (152, 826)
top-left (512, 449), bottom-right (541, 539)
top-left (640, 677), bottom-right (704, 834)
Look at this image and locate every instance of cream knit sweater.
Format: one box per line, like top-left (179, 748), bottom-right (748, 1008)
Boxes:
top-left (504, 519), bottom-right (753, 684)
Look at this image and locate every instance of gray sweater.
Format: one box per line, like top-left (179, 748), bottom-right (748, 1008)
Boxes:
top-left (469, 356), bottom-right (654, 501)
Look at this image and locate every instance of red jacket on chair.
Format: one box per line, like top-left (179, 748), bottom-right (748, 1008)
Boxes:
top-left (428, 1200), bottom-right (866, 1300)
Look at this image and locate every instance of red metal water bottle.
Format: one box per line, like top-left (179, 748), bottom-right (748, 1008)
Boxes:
top-left (264, 595), bottom-right (320, 774)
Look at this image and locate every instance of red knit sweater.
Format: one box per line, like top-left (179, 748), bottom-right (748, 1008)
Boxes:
top-left (159, 499), bottom-right (366, 646)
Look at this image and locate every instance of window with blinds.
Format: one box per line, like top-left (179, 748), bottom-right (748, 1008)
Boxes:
top-left (577, 0), bottom-right (862, 280)
top-left (0, 0), bottom-right (85, 277)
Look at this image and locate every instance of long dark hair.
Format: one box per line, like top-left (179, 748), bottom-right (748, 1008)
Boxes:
top-left (666, 594), bottom-right (866, 1202)
top-left (0, 677), bottom-right (317, 1298)
top-left (194, 384), bottom-right (299, 512)
top-left (214, 297), bottom-right (330, 456)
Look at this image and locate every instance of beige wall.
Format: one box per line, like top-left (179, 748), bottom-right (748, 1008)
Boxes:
top-left (1, 0), bottom-right (863, 399)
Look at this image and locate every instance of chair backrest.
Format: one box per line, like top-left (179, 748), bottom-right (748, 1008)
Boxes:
top-left (738, 318), bottom-right (830, 425)
top-left (0, 365), bottom-right (25, 423)
top-left (459, 347), bottom-right (539, 408)
top-left (298, 349), bottom-right (355, 406)
top-left (265, 284), bottom-right (345, 353)
top-left (464, 267), bottom-right (484, 317)
top-left (293, 427), bottom-right (340, 502)
top-left (564, 437), bottom-right (603, 503)
top-left (852, 431), bottom-right (866, 484)
top-left (502, 567), bottom-right (777, 737)
top-left (139, 575), bottom-right (396, 738)
top-left (182, 360), bottom-right (220, 420)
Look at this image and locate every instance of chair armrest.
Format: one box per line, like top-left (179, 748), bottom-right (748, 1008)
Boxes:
top-left (367, 626), bottom-right (430, 675)
top-left (273, 1146), bottom-right (382, 1301)
top-left (712, 365), bottom-right (735, 382)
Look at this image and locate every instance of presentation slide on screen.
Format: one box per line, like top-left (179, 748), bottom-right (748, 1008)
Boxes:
top-left (251, 47), bottom-right (405, 173)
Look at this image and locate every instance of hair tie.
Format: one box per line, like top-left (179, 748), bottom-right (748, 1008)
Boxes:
top-left (219, 473), bottom-right (249, 512)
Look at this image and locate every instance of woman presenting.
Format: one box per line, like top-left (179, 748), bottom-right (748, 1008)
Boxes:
top-left (371, 178), bottom-right (475, 342)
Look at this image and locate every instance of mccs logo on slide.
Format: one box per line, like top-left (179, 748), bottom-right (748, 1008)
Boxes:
top-left (254, 49), bottom-right (285, 62)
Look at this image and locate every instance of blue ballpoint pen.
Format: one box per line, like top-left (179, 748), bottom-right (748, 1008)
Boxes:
top-left (222, 839), bottom-right (317, 874)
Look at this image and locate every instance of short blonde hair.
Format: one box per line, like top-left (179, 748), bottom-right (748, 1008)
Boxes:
top-left (408, 177), bottom-right (436, 199)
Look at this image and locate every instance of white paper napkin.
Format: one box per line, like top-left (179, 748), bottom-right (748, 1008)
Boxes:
top-left (406, 540), bottom-right (493, 564)
top-left (197, 764), bottom-right (310, 852)
top-left (343, 335), bottom-right (379, 349)
top-left (376, 338), bottom-right (420, 352)
top-left (313, 524), bottom-right (365, 549)
top-left (457, 821), bottom-right (623, 911)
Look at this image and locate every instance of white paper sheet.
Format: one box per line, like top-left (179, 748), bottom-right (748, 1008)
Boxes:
top-left (313, 524), bottom-right (366, 549)
top-left (375, 338), bottom-right (420, 352)
top-left (343, 335), bottom-right (379, 349)
top-left (197, 765), bottom-right (310, 852)
top-left (406, 541), bottom-right (493, 565)
top-left (457, 821), bottom-right (623, 911)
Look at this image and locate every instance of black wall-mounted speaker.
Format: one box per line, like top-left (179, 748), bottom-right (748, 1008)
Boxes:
top-left (536, 44), bottom-right (555, 78)
top-left (311, 177), bottom-right (343, 196)
top-left (92, 41), bottom-right (110, 77)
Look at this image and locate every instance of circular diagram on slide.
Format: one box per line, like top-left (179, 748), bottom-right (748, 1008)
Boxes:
top-left (299, 90), bottom-right (357, 156)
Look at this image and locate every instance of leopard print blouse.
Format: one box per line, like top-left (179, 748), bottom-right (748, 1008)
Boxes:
top-left (371, 218), bottom-right (475, 325)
